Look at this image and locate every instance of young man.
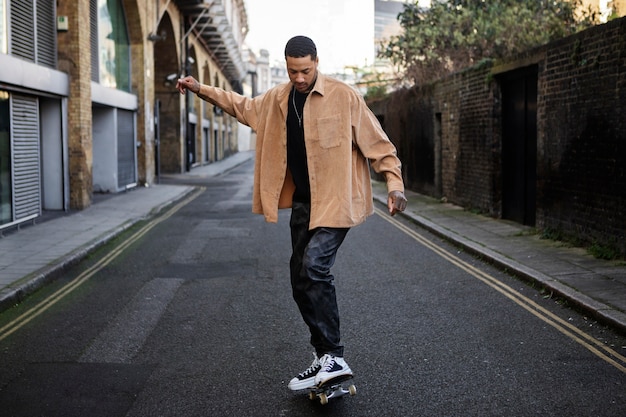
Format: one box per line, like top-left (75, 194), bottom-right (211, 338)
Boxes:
top-left (176, 36), bottom-right (407, 390)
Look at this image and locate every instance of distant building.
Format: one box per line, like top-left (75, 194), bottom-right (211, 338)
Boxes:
top-left (374, 0), bottom-right (407, 66)
top-left (256, 50), bottom-right (272, 94)
top-left (349, 0), bottom-right (409, 94)
top-left (270, 66), bottom-right (289, 89)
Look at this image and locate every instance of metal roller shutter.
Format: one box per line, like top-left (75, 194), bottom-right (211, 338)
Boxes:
top-left (11, 94), bottom-right (41, 220)
top-left (117, 109), bottom-right (136, 189)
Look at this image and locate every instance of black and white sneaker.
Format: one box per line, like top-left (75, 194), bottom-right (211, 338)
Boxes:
top-left (288, 354), bottom-right (321, 390)
top-left (314, 354), bottom-right (353, 385)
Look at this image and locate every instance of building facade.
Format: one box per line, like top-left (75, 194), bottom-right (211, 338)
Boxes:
top-left (0, 0), bottom-right (249, 231)
top-left (374, 0), bottom-right (405, 65)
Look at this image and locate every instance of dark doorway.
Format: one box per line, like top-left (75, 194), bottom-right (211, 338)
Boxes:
top-left (186, 120), bottom-right (196, 171)
top-left (154, 99), bottom-right (161, 183)
top-left (500, 66), bottom-right (538, 226)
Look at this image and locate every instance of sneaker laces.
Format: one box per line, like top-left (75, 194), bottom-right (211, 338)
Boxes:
top-left (319, 354), bottom-right (337, 372)
top-left (298, 354), bottom-right (321, 378)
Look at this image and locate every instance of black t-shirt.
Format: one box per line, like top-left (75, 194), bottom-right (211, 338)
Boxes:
top-left (287, 87), bottom-right (311, 203)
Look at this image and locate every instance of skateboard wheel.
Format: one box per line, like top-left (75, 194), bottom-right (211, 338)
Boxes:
top-left (348, 384), bottom-right (357, 396)
top-left (308, 391), bottom-right (316, 401)
top-left (319, 393), bottom-right (328, 405)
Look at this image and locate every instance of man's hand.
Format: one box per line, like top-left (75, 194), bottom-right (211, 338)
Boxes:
top-left (387, 190), bottom-right (407, 216)
top-left (176, 76), bottom-right (200, 95)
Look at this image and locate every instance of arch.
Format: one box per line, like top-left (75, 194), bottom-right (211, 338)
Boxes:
top-left (187, 45), bottom-right (201, 166)
top-left (154, 11), bottom-right (184, 173)
top-left (202, 60), bottom-right (214, 162)
top-left (121, 0), bottom-right (150, 182)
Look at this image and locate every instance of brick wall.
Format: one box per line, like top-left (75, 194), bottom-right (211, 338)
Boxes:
top-left (378, 88), bottom-right (437, 196)
top-left (57, 0), bottom-right (155, 206)
top-left (538, 18), bottom-right (626, 253)
top-left (375, 16), bottom-right (626, 257)
top-left (57, 0), bottom-right (93, 210)
top-left (437, 64), bottom-right (500, 215)
top-left (380, 63), bottom-right (500, 214)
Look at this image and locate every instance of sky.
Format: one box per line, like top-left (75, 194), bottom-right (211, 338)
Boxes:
top-left (244, 0), bottom-right (432, 74)
top-left (243, 0), bottom-right (377, 74)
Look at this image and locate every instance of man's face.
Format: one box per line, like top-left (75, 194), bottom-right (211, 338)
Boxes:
top-left (286, 55), bottom-right (318, 93)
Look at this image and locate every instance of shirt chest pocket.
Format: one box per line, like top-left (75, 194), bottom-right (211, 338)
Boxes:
top-left (315, 115), bottom-right (344, 149)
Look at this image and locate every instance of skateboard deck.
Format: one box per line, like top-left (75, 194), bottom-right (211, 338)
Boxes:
top-left (308, 374), bottom-right (356, 405)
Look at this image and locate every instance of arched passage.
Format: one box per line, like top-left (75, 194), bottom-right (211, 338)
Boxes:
top-left (121, 0), bottom-right (152, 183)
top-left (186, 46), bottom-right (200, 168)
top-left (154, 12), bottom-right (182, 173)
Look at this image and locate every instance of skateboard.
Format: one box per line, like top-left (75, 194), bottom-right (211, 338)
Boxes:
top-left (307, 374), bottom-right (356, 405)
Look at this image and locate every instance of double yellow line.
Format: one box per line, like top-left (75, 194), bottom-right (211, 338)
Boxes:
top-left (375, 207), bottom-right (626, 375)
top-left (0, 188), bottom-right (203, 343)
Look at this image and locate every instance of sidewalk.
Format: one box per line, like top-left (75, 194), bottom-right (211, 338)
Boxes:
top-left (1, 150), bottom-right (625, 335)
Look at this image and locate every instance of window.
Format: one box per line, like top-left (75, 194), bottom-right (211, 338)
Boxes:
top-left (7, 0), bottom-right (56, 67)
top-left (0, 90), bottom-right (11, 225)
top-left (96, 0), bottom-right (131, 91)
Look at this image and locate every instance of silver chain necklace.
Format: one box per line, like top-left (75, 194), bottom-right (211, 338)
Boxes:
top-left (292, 88), bottom-right (303, 127)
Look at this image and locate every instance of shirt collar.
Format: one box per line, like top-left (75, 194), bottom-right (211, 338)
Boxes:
top-left (310, 72), bottom-right (325, 96)
top-left (278, 72), bottom-right (325, 100)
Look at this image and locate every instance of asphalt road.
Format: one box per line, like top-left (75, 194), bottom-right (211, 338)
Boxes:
top-left (1, 160), bottom-right (625, 417)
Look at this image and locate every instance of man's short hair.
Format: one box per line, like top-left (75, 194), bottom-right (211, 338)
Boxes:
top-left (284, 36), bottom-right (317, 60)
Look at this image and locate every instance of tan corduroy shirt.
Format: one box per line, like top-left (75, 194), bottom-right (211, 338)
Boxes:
top-left (197, 73), bottom-right (404, 229)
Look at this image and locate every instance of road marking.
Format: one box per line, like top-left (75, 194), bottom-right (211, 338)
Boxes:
top-left (375, 207), bottom-right (626, 375)
top-left (0, 188), bottom-right (204, 343)
top-left (80, 278), bottom-right (184, 364)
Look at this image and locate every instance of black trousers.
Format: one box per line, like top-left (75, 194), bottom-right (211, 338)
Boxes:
top-left (289, 202), bottom-right (349, 357)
